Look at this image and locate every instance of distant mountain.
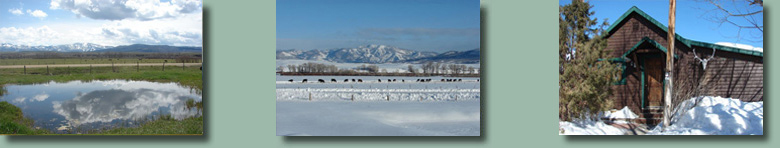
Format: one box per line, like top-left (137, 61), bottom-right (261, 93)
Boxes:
top-left (0, 43), bottom-right (114, 52)
top-left (0, 43), bottom-right (202, 53)
top-left (276, 44), bottom-right (438, 63)
top-left (402, 48), bottom-right (480, 64)
top-left (95, 44), bottom-right (202, 53)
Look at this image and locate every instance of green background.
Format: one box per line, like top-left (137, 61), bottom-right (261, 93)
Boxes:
top-left (1, 0), bottom-right (775, 147)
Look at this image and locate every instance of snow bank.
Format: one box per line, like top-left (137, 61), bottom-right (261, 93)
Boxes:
top-left (648, 96), bottom-right (763, 135)
top-left (603, 106), bottom-right (639, 119)
top-left (559, 120), bottom-right (627, 135)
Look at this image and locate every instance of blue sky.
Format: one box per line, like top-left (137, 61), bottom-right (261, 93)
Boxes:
top-left (277, 0), bottom-right (480, 52)
top-left (559, 0), bottom-right (763, 48)
top-left (0, 0), bottom-right (203, 46)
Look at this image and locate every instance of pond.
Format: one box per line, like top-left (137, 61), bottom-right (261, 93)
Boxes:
top-left (0, 80), bottom-right (202, 134)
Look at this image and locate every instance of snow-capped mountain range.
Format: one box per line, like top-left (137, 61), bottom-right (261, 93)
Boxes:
top-left (0, 43), bottom-right (202, 53)
top-left (0, 43), bottom-right (114, 52)
top-left (277, 44), bottom-right (479, 64)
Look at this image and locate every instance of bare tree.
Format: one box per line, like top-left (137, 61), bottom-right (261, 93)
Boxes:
top-left (699, 0), bottom-right (763, 42)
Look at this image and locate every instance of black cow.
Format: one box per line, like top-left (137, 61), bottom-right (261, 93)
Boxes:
top-left (318, 79), bottom-right (326, 83)
top-left (387, 79), bottom-right (391, 82)
top-left (426, 79), bottom-right (431, 82)
top-left (402, 79), bottom-right (405, 82)
top-left (441, 79), bottom-right (445, 82)
top-left (302, 79), bottom-right (308, 83)
top-left (378, 79), bottom-right (382, 82)
top-left (331, 79), bottom-right (337, 82)
top-left (288, 79), bottom-right (293, 82)
top-left (416, 79), bottom-right (420, 82)
top-left (393, 79), bottom-right (397, 82)
top-left (344, 79), bottom-right (349, 82)
top-left (477, 79), bottom-right (480, 82)
top-left (352, 79), bottom-right (356, 82)
top-left (358, 79), bottom-right (363, 82)
top-left (458, 79), bottom-right (462, 82)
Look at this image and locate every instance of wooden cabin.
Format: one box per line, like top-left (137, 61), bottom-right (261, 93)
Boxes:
top-left (603, 6), bottom-right (763, 125)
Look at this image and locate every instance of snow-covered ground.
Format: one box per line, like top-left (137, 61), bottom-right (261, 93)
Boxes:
top-left (276, 75), bottom-right (481, 136)
top-left (559, 96), bottom-right (763, 135)
top-left (277, 101), bottom-right (480, 136)
top-left (647, 96), bottom-right (763, 135)
top-left (559, 120), bottom-right (628, 135)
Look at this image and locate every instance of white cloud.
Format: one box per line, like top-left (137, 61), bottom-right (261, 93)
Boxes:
top-left (32, 93), bottom-right (50, 102)
top-left (8, 8), bottom-right (24, 15)
top-left (0, 11), bottom-right (201, 46)
top-left (0, 26), bottom-right (61, 45)
top-left (27, 9), bottom-right (48, 18)
top-left (13, 97), bottom-right (26, 103)
top-left (50, 0), bottom-right (202, 21)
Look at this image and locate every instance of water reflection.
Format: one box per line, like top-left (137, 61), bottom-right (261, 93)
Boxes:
top-left (52, 89), bottom-right (200, 126)
top-left (0, 80), bottom-right (202, 133)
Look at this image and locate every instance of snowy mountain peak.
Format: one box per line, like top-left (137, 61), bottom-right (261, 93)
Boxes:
top-left (276, 45), bottom-right (439, 63)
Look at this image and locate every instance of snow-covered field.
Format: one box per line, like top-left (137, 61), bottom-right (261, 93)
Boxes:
top-left (277, 75), bottom-right (481, 136)
top-left (560, 96), bottom-right (763, 135)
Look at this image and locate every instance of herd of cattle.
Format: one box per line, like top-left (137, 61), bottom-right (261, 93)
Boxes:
top-left (287, 78), bottom-right (478, 83)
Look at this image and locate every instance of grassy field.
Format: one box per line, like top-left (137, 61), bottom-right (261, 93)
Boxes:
top-left (0, 65), bottom-right (202, 90)
top-left (93, 116), bottom-right (204, 135)
top-left (0, 101), bottom-right (51, 135)
top-left (0, 64), bottom-right (203, 135)
top-left (0, 58), bottom-right (197, 65)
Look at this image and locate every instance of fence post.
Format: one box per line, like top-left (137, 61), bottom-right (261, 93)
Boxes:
top-left (90, 65), bottom-right (92, 74)
top-left (182, 62), bottom-right (185, 70)
top-left (24, 65), bottom-right (26, 74)
top-left (112, 62), bottom-right (115, 73)
top-left (47, 65), bottom-right (49, 75)
top-left (137, 61), bottom-right (139, 72)
top-left (386, 95), bottom-right (389, 101)
top-left (351, 94), bottom-right (354, 101)
top-left (309, 92), bottom-right (312, 101)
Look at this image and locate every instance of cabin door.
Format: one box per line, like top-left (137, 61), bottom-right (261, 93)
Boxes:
top-left (644, 56), bottom-right (664, 108)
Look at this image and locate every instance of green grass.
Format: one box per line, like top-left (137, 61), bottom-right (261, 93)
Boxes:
top-left (0, 65), bottom-right (202, 91)
top-left (93, 116), bottom-right (204, 135)
top-left (0, 65), bottom-right (203, 135)
top-left (0, 101), bottom-right (51, 135)
top-left (0, 58), bottom-right (189, 65)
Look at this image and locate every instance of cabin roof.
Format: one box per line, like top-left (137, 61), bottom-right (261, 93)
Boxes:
top-left (622, 37), bottom-right (680, 59)
top-left (605, 6), bottom-right (763, 57)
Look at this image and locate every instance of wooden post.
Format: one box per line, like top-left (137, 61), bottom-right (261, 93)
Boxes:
top-left (112, 62), bottom-right (115, 73)
top-left (182, 62), bottom-right (185, 70)
top-left (137, 61), bottom-right (140, 72)
top-left (309, 92), bottom-right (312, 101)
top-left (90, 64), bottom-right (92, 73)
top-left (664, 0), bottom-right (676, 129)
top-left (163, 62), bottom-right (166, 71)
top-left (47, 65), bottom-right (49, 75)
top-left (386, 95), bottom-right (389, 101)
top-left (351, 94), bottom-right (354, 101)
top-left (24, 65), bottom-right (26, 74)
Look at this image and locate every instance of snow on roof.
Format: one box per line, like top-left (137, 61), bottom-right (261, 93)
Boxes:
top-left (715, 42), bottom-right (763, 53)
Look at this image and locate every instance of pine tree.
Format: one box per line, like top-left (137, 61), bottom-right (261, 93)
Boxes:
top-left (559, 0), bottom-right (621, 121)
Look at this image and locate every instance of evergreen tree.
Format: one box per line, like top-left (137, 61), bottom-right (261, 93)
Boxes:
top-left (559, 0), bottom-right (621, 121)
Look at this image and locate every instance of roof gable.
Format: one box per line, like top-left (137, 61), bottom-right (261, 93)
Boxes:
top-left (622, 37), bottom-right (679, 59)
top-left (604, 6), bottom-right (762, 57)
